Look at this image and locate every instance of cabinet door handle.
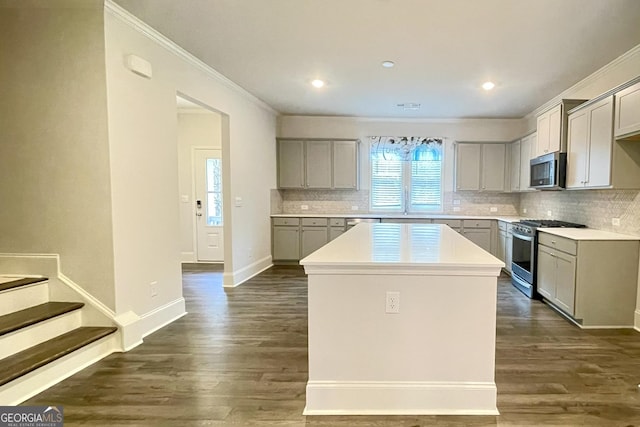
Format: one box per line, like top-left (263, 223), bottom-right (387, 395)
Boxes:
top-left (551, 240), bottom-right (556, 244)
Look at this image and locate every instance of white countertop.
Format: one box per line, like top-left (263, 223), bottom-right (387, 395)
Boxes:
top-left (271, 213), bottom-right (522, 223)
top-left (300, 223), bottom-right (504, 269)
top-left (538, 227), bottom-right (640, 241)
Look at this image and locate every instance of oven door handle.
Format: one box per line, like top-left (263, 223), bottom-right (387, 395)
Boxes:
top-left (512, 233), bottom-right (534, 242)
top-left (512, 274), bottom-right (533, 290)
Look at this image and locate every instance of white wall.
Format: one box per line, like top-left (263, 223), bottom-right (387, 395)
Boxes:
top-left (104, 1), bottom-right (277, 320)
top-left (523, 44), bottom-right (640, 132)
top-left (176, 110), bottom-right (222, 261)
top-left (0, 1), bottom-right (117, 309)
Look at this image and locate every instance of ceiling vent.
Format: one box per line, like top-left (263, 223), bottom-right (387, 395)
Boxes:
top-left (397, 103), bottom-right (421, 111)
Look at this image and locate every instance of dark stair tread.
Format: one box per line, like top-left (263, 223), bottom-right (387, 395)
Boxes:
top-left (0, 326), bottom-right (117, 387)
top-left (0, 302), bottom-right (85, 337)
top-left (0, 277), bottom-right (48, 292)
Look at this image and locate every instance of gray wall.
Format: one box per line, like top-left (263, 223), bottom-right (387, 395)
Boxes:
top-left (0, 1), bottom-right (116, 309)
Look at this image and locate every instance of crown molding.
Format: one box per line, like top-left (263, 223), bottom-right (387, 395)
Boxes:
top-left (279, 114), bottom-right (522, 124)
top-left (524, 43), bottom-right (640, 121)
top-left (103, 0), bottom-right (278, 116)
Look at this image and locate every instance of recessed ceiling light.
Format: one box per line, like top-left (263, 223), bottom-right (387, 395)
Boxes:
top-left (382, 60), bottom-right (395, 68)
top-left (311, 79), bottom-right (325, 88)
top-left (482, 81), bottom-right (495, 91)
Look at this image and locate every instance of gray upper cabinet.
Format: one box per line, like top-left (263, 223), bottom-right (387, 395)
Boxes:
top-left (306, 141), bottom-right (332, 189)
top-left (455, 142), bottom-right (505, 192)
top-left (614, 80), bottom-right (640, 140)
top-left (509, 140), bottom-right (520, 192)
top-left (566, 96), bottom-right (614, 189)
top-left (333, 140), bottom-right (358, 189)
top-left (535, 99), bottom-right (587, 156)
top-left (566, 93), bottom-right (640, 190)
top-left (455, 143), bottom-right (481, 191)
top-left (277, 140), bottom-right (305, 189)
top-left (481, 144), bottom-right (506, 191)
top-left (277, 139), bottom-right (359, 190)
top-left (519, 132), bottom-right (535, 192)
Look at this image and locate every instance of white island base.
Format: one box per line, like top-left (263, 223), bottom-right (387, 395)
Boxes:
top-left (301, 223), bottom-right (503, 416)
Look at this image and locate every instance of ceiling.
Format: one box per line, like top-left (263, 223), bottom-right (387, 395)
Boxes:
top-left (114, 0), bottom-right (640, 119)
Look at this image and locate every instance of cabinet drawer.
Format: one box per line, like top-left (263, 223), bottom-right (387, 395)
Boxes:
top-left (273, 217), bottom-right (300, 226)
top-left (329, 218), bottom-right (345, 227)
top-left (302, 218), bottom-right (328, 226)
top-left (498, 221), bottom-right (507, 231)
top-left (433, 219), bottom-right (462, 228)
top-left (463, 219), bottom-right (492, 229)
top-left (538, 232), bottom-right (577, 255)
top-left (506, 223), bottom-right (513, 234)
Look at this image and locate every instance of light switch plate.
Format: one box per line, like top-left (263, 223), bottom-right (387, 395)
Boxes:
top-left (490, 207), bottom-right (498, 212)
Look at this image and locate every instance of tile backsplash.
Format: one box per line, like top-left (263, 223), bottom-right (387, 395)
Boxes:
top-left (520, 189), bottom-right (640, 236)
top-left (274, 189), bottom-right (520, 216)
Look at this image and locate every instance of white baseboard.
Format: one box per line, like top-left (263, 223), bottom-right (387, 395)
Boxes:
top-left (180, 252), bottom-right (196, 263)
top-left (115, 298), bottom-right (187, 351)
top-left (139, 298), bottom-right (187, 339)
top-left (223, 255), bottom-right (272, 287)
top-left (635, 310), bottom-right (640, 332)
top-left (303, 381), bottom-right (499, 416)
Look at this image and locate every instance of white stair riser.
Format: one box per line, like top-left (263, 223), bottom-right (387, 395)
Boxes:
top-left (0, 311), bottom-right (82, 359)
top-left (0, 283), bottom-right (49, 316)
top-left (0, 333), bottom-right (118, 405)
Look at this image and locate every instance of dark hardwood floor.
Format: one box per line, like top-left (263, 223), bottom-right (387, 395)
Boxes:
top-left (26, 266), bottom-right (640, 426)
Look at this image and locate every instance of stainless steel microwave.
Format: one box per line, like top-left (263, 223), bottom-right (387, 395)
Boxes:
top-left (530, 152), bottom-right (566, 190)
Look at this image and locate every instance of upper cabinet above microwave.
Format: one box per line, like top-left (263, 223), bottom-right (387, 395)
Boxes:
top-left (614, 80), bottom-right (640, 141)
top-left (535, 99), bottom-right (587, 157)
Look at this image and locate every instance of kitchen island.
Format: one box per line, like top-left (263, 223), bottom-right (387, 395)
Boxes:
top-left (300, 222), bottom-right (504, 415)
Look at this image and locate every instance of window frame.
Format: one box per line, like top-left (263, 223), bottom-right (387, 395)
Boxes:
top-left (369, 141), bottom-right (444, 213)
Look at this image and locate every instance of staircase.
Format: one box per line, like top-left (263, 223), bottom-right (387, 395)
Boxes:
top-left (0, 276), bottom-right (118, 405)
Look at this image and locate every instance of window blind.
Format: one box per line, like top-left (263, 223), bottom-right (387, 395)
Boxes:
top-left (371, 156), bottom-right (403, 210)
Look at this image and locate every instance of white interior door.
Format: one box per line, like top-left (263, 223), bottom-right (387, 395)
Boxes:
top-left (194, 149), bottom-right (224, 262)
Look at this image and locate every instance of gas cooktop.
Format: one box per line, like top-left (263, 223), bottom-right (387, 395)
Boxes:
top-left (519, 219), bottom-right (586, 228)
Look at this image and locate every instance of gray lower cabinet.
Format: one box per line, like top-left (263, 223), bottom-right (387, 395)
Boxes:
top-left (432, 219), bottom-right (461, 231)
top-left (505, 225), bottom-right (513, 274)
top-left (301, 227), bottom-right (329, 258)
top-left (536, 231), bottom-right (639, 327)
top-left (460, 219), bottom-right (491, 253)
top-left (537, 245), bottom-right (576, 314)
top-left (272, 225), bottom-right (300, 261)
top-left (497, 221), bottom-right (513, 274)
top-left (273, 217), bottom-right (347, 262)
top-left (329, 218), bottom-right (346, 240)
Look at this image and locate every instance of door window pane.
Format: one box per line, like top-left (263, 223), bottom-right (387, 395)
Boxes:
top-left (206, 158), bottom-right (223, 226)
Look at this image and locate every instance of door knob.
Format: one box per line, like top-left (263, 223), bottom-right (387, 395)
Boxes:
top-left (196, 212), bottom-right (203, 217)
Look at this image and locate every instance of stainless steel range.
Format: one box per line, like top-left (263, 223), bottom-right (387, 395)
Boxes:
top-left (511, 219), bottom-right (586, 298)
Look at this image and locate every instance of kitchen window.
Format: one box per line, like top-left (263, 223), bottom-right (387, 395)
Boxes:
top-left (370, 138), bottom-right (443, 212)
